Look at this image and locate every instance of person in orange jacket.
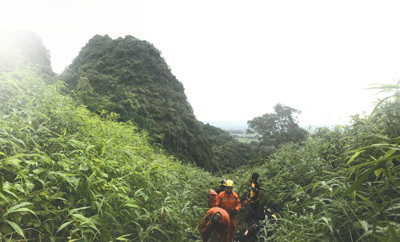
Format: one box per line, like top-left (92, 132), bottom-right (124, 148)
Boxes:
top-left (218, 179), bottom-right (241, 240)
top-left (199, 207), bottom-right (231, 242)
top-left (208, 188), bottom-right (220, 207)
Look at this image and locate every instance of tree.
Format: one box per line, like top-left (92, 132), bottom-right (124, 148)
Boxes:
top-left (247, 104), bottom-right (308, 148)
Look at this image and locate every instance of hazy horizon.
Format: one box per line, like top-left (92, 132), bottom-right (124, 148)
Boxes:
top-left (1, 0), bottom-right (399, 127)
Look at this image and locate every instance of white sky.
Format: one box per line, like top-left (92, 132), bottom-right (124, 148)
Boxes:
top-left (1, 0), bottom-right (400, 127)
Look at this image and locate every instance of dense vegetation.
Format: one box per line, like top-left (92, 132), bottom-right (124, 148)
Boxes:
top-left (0, 32), bottom-right (215, 241)
top-left (59, 35), bottom-right (217, 170)
top-left (203, 124), bottom-right (263, 173)
top-left (232, 84), bottom-right (400, 241)
top-left (1, 31), bottom-right (399, 241)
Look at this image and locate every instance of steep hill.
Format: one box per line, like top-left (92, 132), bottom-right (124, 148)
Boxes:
top-left (60, 35), bottom-right (216, 170)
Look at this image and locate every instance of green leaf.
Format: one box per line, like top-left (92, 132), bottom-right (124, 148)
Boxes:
top-left (384, 149), bottom-right (397, 158)
top-left (6, 80), bottom-right (21, 91)
top-left (4, 202), bottom-right (32, 217)
top-left (69, 206), bottom-right (90, 215)
top-left (373, 133), bottom-right (390, 140)
top-left (346, 150), bottom-right (364, 165)
top-left (6, 207), bottom-right (37, 217)
top-left (388, 223), bottom-right (400, 241)
top-left (312, 181), bottom-right (320, 192)
top-left (359, 220), bottom-right (369, 233)
top-left (356, 193), bottom-right (372, 206)
top-left (57, 221), bottom-right (74, 233)
top-left (374, 168), bottom-right (384, 179)
top-left (321, 217), bottom-right (333, 234)
top-left (6, 220), bottom-right (25, 239)
top-left (115, 234), bottom-right (132, 241)
top-left (3, 189), bottom-right (19, 199)
top-left (0, 192), bottom-right (9, 203)
top-left (341, 158), bottom-right (388, 199)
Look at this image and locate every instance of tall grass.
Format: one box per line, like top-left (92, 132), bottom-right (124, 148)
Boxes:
top-left (232, 84), bottom-right (400, 241)
top-left (0, 69), bottom-right (214, 241)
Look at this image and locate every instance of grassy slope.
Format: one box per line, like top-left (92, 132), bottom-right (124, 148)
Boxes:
top-left (232, 113), bottom-right (400, 241)
top-left (0, 69), bottom-right (215, 241)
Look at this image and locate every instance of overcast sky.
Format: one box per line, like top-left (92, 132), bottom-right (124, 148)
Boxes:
top-left (1, 0), bottom-right (400, 127)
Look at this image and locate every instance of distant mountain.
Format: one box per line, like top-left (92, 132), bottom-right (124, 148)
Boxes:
top-left (60, 35), bottom-right (216, 170)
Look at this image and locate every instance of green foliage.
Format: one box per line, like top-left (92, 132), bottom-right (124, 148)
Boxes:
top-left (203, 124), bottom-right (251, 173)
top-left (203, 124), bottom-right (270, 173)
top-left (60, 35), bottom-right (216, 171)
top-left (0, 67), bottom-right (215, 240)
top-left (234, 85), bottom-right (400, 241)
top-left (247, 104), bottom-right (308, 148)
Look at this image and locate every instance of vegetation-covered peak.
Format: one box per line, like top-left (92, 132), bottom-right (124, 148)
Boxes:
top-left (61, 35), bottom-right (216, 170)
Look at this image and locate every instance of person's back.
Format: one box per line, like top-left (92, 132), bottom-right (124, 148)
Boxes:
top-left (199, 207), bottom-right (230, 242)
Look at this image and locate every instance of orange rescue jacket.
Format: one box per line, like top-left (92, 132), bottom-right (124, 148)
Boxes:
top-left (208, 189), bottom-right (220, 207)
top-left (218, 191), bottom-right (241, 217)
top-left (199, 207), bottom-right (230, 242)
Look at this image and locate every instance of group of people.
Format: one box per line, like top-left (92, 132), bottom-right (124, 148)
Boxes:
top-left (199, 173), bottom-right (260, 242)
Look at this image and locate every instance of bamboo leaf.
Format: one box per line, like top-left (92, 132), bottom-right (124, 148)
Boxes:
top-left (57, 221), bottom-right (74, 233)
top-left (6, 80), bottom-right (21, 91)
top-left (0, 192), bottom-right (9, 203)
top-left (388, 223), bottom-right (400, 241)
top-left (374, 168), bottom-right (384, 179)
top-left (4, 202), bottom-right (32, 217)
top-left (6, 207), bottom-right (37, 217)
top-left (6, 220), bottom-right (25, 238)
top-left (371, 133), bottom-right (390, 140)
top-left (341, 158), bottom-right (388, 199)
top-left (312, 181), bottom-right (320, 192)
top-left (384, 149), bottom-right (396, 158)
top-left (69, 206), bottom-right (90, 215)
top-left (321, 217), bottom-right (333, 234)
top-left (115, 234), bottom-right (133, 241)
top-left (346, 150), bottom-right (364, 165)
top-left (359, 220), bottom-right (369, 233)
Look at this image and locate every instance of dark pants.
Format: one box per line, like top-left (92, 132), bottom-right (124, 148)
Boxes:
top-left (250, 201), bottom-right (261, 221)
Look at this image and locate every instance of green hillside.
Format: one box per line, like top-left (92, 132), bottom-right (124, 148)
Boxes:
top-left (60, 35), bottom-right (216, 171)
